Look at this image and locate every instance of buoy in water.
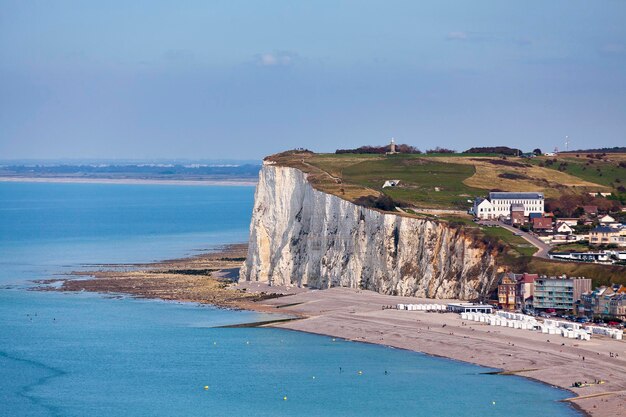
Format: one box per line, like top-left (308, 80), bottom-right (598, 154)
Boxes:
top-left (492, 401), bottom-right (496, 405)
top-left (358, 371), bottom-right (363, 375)
top-left (204, 386), bottom-right (209, 390)
top-left (283, 396), bottom-right (288, 401)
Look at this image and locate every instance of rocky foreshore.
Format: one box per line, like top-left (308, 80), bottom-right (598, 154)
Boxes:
top-left (33, 244), bottom-right (283, 311)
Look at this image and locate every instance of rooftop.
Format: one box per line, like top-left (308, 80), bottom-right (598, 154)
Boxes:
top-left (592, 226), bottom-right (618, 233)
top-left (511, 273), bottom-right (538, 283)
top-left (489, 192), bottom-right (544, 200)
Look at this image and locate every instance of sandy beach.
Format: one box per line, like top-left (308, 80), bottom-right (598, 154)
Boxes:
top-left (0, 176), bottom-right (257, 187)
top-left (41, 246), bottom-right (626, 417)
top-left (237, 285), bottom-right (623, 417)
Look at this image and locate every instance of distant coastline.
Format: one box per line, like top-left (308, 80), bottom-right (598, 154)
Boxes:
top-left (0, 176), bottom-right (257, 187)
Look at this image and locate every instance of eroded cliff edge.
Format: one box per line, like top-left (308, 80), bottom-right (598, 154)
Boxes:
top-left (240, 164), bottom-right (499, 299)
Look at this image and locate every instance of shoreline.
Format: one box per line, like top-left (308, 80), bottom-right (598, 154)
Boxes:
top-left (32, 244), bottom-right (296, 313)
top-left (253, 287), bottom-right (625, 417)
top-left (271, 325), bottom-right (590, 416)
top-left (37, 244), bottom-right (625, 417)
top-left (0, 176), bottom-right (257, 187)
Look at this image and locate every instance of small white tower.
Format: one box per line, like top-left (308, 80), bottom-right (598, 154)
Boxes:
top-left (390, 138), bottom-right (396, 154)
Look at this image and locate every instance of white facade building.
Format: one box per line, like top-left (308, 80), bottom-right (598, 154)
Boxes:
top-left (473, 192), bottom-right (544, 219)
top-left (556, 222), bottom-right (574, 234)
top-left (473, 198), bottom-right (495, 219)
top-left (599, 215), bottom-right (616, 226)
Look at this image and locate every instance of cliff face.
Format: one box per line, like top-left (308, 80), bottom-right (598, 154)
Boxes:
top-left (240, 165), bottom-right (498, 299)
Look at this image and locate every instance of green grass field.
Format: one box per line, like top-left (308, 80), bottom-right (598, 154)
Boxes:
top-left (529, 156), bottom-right (626, 189)
top-left (339, 158), bottom-right (484, 209)
top-left (550, 242), bottom-right (591, 253)
top-left (528, 258), bottom-right (626, 287)
top-left (418, 152), bottom-right (499, 158)
top-left (479, 226), bottom-right (538, 257)
top-left (437, 216), bottom-right (475, 225)
top-left (284, 151), bottom-right (625, 209)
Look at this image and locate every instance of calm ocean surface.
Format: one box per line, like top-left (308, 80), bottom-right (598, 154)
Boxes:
top-left (0, 182), bottom-right (579, 417)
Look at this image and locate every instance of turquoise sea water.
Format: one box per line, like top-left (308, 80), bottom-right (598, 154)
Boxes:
top-left (0, 182), bottom-right (580, 416)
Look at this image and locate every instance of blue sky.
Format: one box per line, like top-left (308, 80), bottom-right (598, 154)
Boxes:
top-left (1, 1), bottom-right (625, 160)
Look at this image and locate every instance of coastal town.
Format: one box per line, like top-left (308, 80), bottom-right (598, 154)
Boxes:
top-left (472, 190), bottom-right (626, 265)
top-left (463, 172), bottom-right (626, 336)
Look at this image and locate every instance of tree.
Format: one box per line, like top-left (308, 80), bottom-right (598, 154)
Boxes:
top-left (463, 146), bottom-right (522, 156)
top-left (336, 144), bottom-right (421, 154)
top-left (426, 147), bottom-right (456, 154)
top-left (533, 148), bottom-right (542, 155)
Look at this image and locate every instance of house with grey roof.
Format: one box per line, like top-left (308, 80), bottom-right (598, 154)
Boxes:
top-left (472, 191), bottom-right (544, 219)
top-left (589, 225), bottom-right (626, 247)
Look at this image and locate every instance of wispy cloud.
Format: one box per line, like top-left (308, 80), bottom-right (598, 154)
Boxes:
top-left (446, 31), bottom-right (469, 41)
top-left (601, 43), bottom-right (626, 54)
top-left (446, 31), bottom-right (532, 47)
top-left (163, 49), bottom-right (196, 62)
top-left (254, 51), bottom-right (299, 66)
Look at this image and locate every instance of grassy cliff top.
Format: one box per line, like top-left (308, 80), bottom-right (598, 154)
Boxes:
top-left (266, 150), bottom-right (626, 284)
top-left (267, 150), bottom-right (624, 211)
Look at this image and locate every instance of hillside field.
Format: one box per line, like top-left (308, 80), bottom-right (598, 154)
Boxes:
top-left (270, 151), bottom-right (624, 211)
top-left (268, 150), bottom-right (626, 283)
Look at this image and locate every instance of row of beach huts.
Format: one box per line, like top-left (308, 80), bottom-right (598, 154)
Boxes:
top-left (462, 311), bottom-right (593, 340)
top-left (396, 303), bottom-right (447, 312)
top-left (483, 312), bottom-right (622, 340)
top-left (394, 303), bottom-right (624, 341)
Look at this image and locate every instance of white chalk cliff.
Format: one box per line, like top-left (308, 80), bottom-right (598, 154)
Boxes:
top-left (240, 164), bottom-right (498, 299)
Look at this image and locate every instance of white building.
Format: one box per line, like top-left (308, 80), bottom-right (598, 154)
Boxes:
top-left (473, 198), bottom-right (495, 219)
top-left (556, 222), bottom-right (574, 234)
top-left (447, 303), bottom-right (493, 314)
top-left (473, 192), bottom-right (544, 219)
top-left (557, 218), bottom-right (579, 227)
top-left (599, 215), bottom-right (617, 226)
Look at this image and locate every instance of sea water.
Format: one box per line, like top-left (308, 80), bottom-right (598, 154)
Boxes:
top-left (0, 182), bottom-right (580, 416)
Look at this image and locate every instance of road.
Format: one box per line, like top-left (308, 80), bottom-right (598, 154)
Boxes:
top-left (479, 220), bottom-right (553, 259)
